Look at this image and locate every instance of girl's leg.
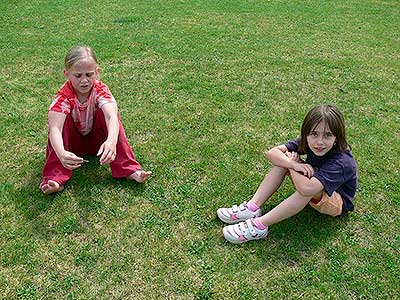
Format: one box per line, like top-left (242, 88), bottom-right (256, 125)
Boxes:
top-left (222, 178), bottom-right (320, 244)
top-left (222, 191), bottom-right (313, 244)
top-left (91, 109), bottom-right (148, 180)
top-left (249, 166), bottom-right (288, 207)
top-left (258, 191), bottom-right (312, 227)
top-left (217, 165), bottom-right (287, 224)
top-left (41, 138), bottom-right (70, 193)
top-left (41, 115), bottom-right (84, 193)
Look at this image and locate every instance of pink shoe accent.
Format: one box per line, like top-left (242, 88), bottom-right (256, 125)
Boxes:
top-left (230, 214), bottom-right (239, 221)
top-left (246, 201), bottom-right (260, 212)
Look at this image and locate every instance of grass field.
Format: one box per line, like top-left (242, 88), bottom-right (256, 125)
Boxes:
top-left (0, 0), bottom-right (399, 299)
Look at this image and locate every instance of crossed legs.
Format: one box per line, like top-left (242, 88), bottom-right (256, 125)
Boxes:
top-left (248, 166), bottom-right (314, 227)
top-left (40, 109), bottom-right (150, 194)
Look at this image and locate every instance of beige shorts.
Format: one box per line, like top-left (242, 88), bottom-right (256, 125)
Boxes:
top-left (309, 191), bottom-right (343, 217)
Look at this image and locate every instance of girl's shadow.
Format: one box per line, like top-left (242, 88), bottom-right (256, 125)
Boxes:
top-left (249, 203), bottom-right (350, 263)
top-left (12, 156), bottom-right (146, 238)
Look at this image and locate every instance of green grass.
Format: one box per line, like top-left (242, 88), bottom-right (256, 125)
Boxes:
top-left (1, 0), bottom-right (399, 299)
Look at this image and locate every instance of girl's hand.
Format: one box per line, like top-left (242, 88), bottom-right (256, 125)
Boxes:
top-left (292, 161), bottom-right (315, 178)
top-left (59, 151), bottom-right (84, 170)
top-left (285, 151), bottom-right (300, 162)
top-left (286, 151), bottom-right (314, 177)
top-left (97, 140), bottom-right (117, 164)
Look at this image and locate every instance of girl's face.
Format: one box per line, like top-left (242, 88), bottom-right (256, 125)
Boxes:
top-left (64, 57), bottom-right (98, 100)
top-left (306, 121), bottom-right (336, 156)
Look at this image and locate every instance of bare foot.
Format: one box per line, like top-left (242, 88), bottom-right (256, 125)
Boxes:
top-left (127, 170), bottom-right (152, 183)
top-left (40, 180), bottom-right (64, 194)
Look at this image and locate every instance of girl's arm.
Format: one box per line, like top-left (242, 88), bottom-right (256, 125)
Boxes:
top-left (266, 144), bottom-right (295, 169)
top-left (267, 145), bottom-right (324, 197)
top-left (48, 111), bottom-right (83, 170)
top-left (285, 151), bottom-right (324, 197)
top-left (288, 168), bottom-right (324, 197)
top-left (267, 144), bottom-right (315, 180)
top-left (97, 103), bottom-right (119, 164)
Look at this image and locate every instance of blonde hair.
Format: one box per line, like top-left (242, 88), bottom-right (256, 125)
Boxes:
top-left (64, 45), bottom-right (98, 69)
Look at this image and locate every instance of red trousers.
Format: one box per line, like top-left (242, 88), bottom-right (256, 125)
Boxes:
top-left (41, 109), bottom-right (142, 187)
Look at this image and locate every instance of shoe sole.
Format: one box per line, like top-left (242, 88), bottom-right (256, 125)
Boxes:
top-left (222, 226), bottom-right (245, 244)
top-left (223, 226), bottom-right (269, 244)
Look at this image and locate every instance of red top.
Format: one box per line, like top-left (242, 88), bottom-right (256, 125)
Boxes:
top-left (49, 80), bottom-right (116, 135)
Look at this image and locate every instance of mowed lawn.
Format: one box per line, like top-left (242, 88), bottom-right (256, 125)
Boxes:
top-left (0, 1), bottom-right (399, 299)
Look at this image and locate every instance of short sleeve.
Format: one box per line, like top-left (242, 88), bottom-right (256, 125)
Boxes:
top-left (313, 160), bottom-right (345, 196)
top-left (49, 94), bottom-right (71, 115)
top-left (94, 81), bottom-right (116, 108)
top-left (48, 81), bottom-right (75, 115)
top-left (285, 137), bottom-right (300, 152)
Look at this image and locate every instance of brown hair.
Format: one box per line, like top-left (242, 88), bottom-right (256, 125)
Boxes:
top-left (64, 45), bottom-right (98, 69)
top-left (298, 104), bottom-right (349, 153)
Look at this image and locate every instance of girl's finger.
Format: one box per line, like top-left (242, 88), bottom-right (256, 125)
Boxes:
top-left (97, 145), bottom-right (104, 156)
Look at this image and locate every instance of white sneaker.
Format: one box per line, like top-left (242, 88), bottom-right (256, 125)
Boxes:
top-left (223, 219), bottom-right (268, 244)
top-left (217, 201), bottom-right (261, 224)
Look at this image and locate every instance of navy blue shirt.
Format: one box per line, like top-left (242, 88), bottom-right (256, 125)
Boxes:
top-left (285, 138), bottom-right (357, 214)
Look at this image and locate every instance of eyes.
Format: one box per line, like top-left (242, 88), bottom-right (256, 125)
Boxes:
top-left (74, 72), bottom-right (95, 78)
top-left (308, 131), bottom-right (335, 140)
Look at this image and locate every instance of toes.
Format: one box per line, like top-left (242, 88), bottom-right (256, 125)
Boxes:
top-left (128, 170), bottom-right (152, 183)
top-left (140, 171), bottom-right (152, 182)
top-left (41, 181), bottom-right (63, 194)
top-left (141, 171), bottom-right (151, 179)
top-left (42, 185), bottom-right (54, 195)
top-left (48, 181), bottom-right (57, 188)
top-left (41, 184), bottom-right (49, 193)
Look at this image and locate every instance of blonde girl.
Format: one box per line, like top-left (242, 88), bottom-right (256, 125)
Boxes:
top-left (40, 46), bottom-right (151, 194)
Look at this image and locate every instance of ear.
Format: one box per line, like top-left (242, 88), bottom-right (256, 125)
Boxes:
top-left (63, 69), bottom-right (69, 78)
top-left (95, 66), bottom-right (101, 74)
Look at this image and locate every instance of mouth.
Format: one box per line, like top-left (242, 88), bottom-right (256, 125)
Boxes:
top-left (314, 147), bottom-right (325, 152)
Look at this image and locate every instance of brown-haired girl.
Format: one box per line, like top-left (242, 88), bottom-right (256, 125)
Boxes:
top-left (40, 46), bottom-right (151, 194)
top-left (217, 104), bottom-right (357, 244)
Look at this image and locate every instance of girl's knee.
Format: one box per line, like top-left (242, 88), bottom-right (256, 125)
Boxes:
top-left (270, 165), bottom-right (288, 174)
top-left (292, 191), bottom-right (313, 202)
